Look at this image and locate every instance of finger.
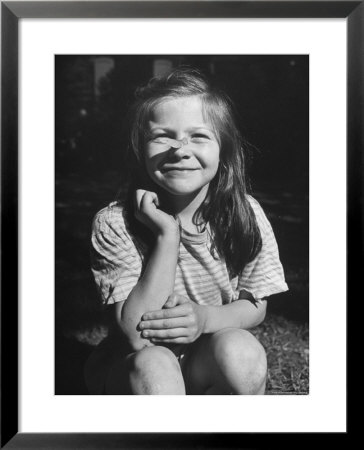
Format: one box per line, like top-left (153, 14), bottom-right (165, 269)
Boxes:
top-left (164, 293), bottom-right (179, 309)
top-left (140, 317), bottom-right (189, 330)
top-left (140, 191), bottom-right (159, 213)
top-left (135, 189), bottom-right (146, 211)
top-left (151, 337), bottom-right (188, 344)
top-left (164, 294), bottom-right (189, 309)
top-left (142, 304), bottom-right (190, 321)
top-left (152, 192), bottom-right (160, 207)
top-left (174, 295), bottom-right (189, 305)
top-left (141, 328), bottom-right (187, 339)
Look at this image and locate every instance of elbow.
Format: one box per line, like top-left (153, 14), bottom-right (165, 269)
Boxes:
top-left (131, 339), bottom-right (153, 353)
top-left (254, 310), bottom-right (266, 327)
top-left (117, 310), bottom-right (152, 353)
top-left (122, 321), bottom-right (153, 353)
top-left (254, 302), bottom-right (267, 327)
top-left (245, 301), bottom-right (267, 329)
top-left (117, 320), bottom-right (153, 352)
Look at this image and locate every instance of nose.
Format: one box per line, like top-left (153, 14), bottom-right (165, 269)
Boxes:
top-left (169, 147), bottom-right (191, 160)
top-left (169, 137), bottom-right (191, 159)
top-left (171, 137), bottom-right (188, 148)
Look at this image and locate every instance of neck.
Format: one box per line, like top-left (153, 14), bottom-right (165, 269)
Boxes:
top-left (163, 186), bottom-right (209, 231)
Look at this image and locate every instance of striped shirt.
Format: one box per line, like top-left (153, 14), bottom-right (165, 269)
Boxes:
top-left (90, 196), bottom-right (288, 306)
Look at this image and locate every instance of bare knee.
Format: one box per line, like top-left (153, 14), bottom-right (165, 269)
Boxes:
top-left (131, 345), bottom-right (179, 374)
top-left (129, 346), bottom-right (185, 394)
top-left (210, 328), bottom-right (267, 394)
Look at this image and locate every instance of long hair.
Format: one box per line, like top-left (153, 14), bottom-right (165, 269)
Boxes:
top-left (121, 67), bottom-right (262, 277)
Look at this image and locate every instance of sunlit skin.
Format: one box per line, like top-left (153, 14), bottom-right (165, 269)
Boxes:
top-left (107, 95), bottom-right (268, 395)
top-left (144, 96), bottom-right (220, 220)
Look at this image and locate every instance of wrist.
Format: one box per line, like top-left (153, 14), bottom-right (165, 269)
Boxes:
top-left (197, 304), bottom-right (209, 335)
top-left (200, 305), bottom-right (221, 334)
top-left (157, 225), bottom-right (180, 243)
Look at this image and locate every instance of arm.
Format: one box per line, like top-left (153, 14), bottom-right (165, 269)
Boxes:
top-left (139, 197), bottom-right (286, 343)
top-left (115, 190), bottom-right (180, 351)
top-left (139, 294), bottom-right (266, 344)
top-left (201, 298), bottom-right (267, 333)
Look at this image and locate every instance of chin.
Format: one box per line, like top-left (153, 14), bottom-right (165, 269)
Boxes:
top-left (164, 185), bottom-right (200, 196)
top-left (153, 176), bottom-right (191, 191)
top-left (156, 180), bottom-right (200, 196)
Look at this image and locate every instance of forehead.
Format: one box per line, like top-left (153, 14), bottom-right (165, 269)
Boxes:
top-left (149, 96), bottom-right (209, 125)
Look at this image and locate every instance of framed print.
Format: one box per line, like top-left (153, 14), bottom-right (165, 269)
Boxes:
top-left (1, 0), bottom-right (360, 447)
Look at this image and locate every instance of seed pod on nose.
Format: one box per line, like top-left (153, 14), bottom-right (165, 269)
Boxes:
top-left (169, 137), bottom-right (189, 149)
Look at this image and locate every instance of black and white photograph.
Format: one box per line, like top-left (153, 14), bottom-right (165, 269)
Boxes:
top-left (2, 0), bottom-right (355, 443)
top-left (55, 55), bottom-right (309, 395)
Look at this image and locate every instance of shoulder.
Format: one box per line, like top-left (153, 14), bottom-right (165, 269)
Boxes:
top-left (246, 195), bottom-right (273, 234)
top-left (246, 194), bottom-right (263, 213)
top-left (91, 201), bottom-right (148, 256)
top-left (92, 201), bottom-right (131, 241)
top-left (246, 194), bottom-right (267, 218)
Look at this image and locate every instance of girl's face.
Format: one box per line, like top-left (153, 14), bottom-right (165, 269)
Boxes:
top-left (144, 96), bottom-right (220, 198)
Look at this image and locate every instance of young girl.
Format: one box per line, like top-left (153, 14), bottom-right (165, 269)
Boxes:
top-left (86, 68), bottom-right (288, 395)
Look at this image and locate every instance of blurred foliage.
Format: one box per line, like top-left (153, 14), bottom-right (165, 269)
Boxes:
top-left (56, 55), bottom-right (308, 193)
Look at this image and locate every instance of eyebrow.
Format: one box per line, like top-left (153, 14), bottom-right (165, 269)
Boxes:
top-left (149, 125), bottom-right (214, 133)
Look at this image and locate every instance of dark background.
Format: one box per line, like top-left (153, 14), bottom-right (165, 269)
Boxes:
top-left (55, 55), bottom-right (309, 394)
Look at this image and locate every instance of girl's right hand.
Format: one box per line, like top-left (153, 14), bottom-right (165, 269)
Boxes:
top-left (134, 189), bottom-right (179, 238)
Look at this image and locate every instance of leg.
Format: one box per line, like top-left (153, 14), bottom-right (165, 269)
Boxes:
top-left (185, 328), bottom-right (267, 395)
top-left (105, 345), bottom-right (186, 395)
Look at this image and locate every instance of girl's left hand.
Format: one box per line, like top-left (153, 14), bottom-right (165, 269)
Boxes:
top-left (139, 294), bottom-right (206, 344)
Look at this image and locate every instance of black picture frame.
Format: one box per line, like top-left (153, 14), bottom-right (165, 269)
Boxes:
top-left (1, 1), bottom-right (359, 447)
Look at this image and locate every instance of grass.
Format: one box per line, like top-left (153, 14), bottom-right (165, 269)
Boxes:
top-left (55, 167), bottom-right (309, 395)
top-left (251, 313), bottom-right (309, 394)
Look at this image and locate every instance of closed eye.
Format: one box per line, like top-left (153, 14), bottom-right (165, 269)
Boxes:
top-left (191, 134), bottom-right (210, 142)
top-left (150, 134), bottom-right (170, 143)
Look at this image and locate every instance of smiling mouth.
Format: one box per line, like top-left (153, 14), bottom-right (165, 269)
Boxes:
top-left (162, 167), bottom-right (199, 173)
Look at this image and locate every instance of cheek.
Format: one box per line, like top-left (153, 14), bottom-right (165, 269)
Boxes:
top-left (144, 145), bottom-right (165, 168)
top-left (143, 146), bottom-right (158, 171)
top-left (144, 160), bottom-right (157, 182)
top-left (209, 146), bottom-right (220, 172)
top-left (143, 145), bottom-right (153, 162)
top-left (142, 152), bottom-right (155, 180)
